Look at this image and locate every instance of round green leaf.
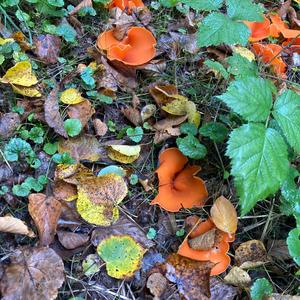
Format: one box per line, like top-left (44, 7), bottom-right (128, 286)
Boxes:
top-left (199, 122), bottom-right (228, 142)
top-left (64, 118), bottom-right (82, 137)
top-left (176, 134), bottom-right (207, 159)
top-left (250, 278), bottom-right (273, 300)
top-left (287, 228), bottom-right (300, 265)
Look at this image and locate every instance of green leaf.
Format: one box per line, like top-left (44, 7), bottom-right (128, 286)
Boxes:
top-left (43, 142), bottom-right (58, 155)
top-left (23, 176), bottom-right (44, 192)
top-left (199, 122), bottom-right (228, 142)
top-left (56, 20), bottom-right (77, 42)
top-left (4, 138), bottom-right (33, 162)
top-left (98, 165), bottom-right (126, 177)
top-left (12, 184), bottom-right (30, 197)
top-left (287, 228), bottom-right (300, 265)
top-left (218, 77), bottom-right (275, 122)
top-left (159, 0), bottom-right (178, 7)
top-left (204, 59), bottom-right (229, 79)
top-left (197, 12), bottom-right (250, 47)
top-left (273, 90), bottom-right (300, 153)
top-left (180, 123), bottom-right (198, 136)
top-left (177, 134), bottom-right (207, 159)
top-left (81, 67), bottom-right (95, 87)
top-left (64, 118), bottom-right (82, 137)
top-left (147, 228), bottom-right (157, 239)
top-left (181, 0), bottom-right (223, 11)
top-left (227, 53), bottom-right (259, 78)
top-left (52, 152), bottom-right (75, 164)
top-left (250, 278), bottom-right (273, 300)
top-left (226, 124), bottom-right (289, 215)
top-left (126, 126), bottom-right (144, 143)
top-left (226, 0), bottom-right (264, 22)
top-left (29, 127), bottom-right (44, 144)
top-left (48, 0), bottom-right (64, 7)
top-left (129, 174), bottom-right (139, 185)
top-left (82, 254), bottom-right (100, 276)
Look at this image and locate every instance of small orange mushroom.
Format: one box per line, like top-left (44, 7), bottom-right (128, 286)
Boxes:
top-left (269, 14), bottom-right (300, 39)
top-left (150, 148), bottom-right (208, 212)
top-left (282, 38), bottom-right (300, 54)
top-left (109, 0), bottom-right (144, 11)
top-left (244, 16), bottom-right (271, 42)
top-left (252, 43), bottom-right (287, 78)
top-left (178, 218), bottom-right (235, 276)
top-left (97, 27), bottom-right (156, 66)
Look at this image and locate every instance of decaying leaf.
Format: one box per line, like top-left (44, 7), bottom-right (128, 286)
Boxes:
top-left (11, 84), bottom-right (41, 97)
top-left (0, 215), bottom-right (35, 237)
top-left (232, 46), bottom-right (255, 61)
top-left (67, 99), bottom-right (95, 127)
top-left (235, 240), bottom-right (270, 269)
top-left (97, 235), bottom-right (145, 279)
top-left (0, 113), bottom-right (21, 139)
top-left (82, 253), bottom-right (101, 276)
top-left (267, 239), bottom-right (291, 261)
top-left (210, 196), bottom-right (238, 234)
top-left (165, 254), bottom-right (213, 300)
top-left (147, 272), bottom-right (168, 299)
top-left (107, 145), bottom-right (141, 164)
top-left (93, 118), bottom-right (108, 136)
top-left (58, 134), bottom-right (102, 163)
top-left (224, 266), bottom-right (251, 287)
top-left (149, 84), bottom-right (179, 106)
top-left (60, 88), bottom-right (85, 105)
top-left (57, 230), bottom-right (89, 249)
top-left (141, 104), bottom-right (157, 121)
top-left (0, 247), bottom-right (64, 300)
top-left (210, 277), bottom-right (240, 300)
top-left (28, 193), bottom-right (62, 246)
top-left (53, 179), bottom-right (78, 202)
top-left (121, 106), bottom-right (142, 126)
top-left (188, 228), bottom-right (216, 250)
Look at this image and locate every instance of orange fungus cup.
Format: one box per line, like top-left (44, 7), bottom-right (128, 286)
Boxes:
top-left (150, 148), bottom-right (208, 212)
top-left (244, 16), bottom-right (271, 42)
top-left (97, 27), bottom-right (156, 66)
top-left (178, 218), bottom-right (235, 276)
top-left (109, 0), bottom-right (144, 11)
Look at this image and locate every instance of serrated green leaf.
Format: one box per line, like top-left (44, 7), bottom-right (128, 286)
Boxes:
top-left (199, 122), bottom-right (228, 142)
top-left (218, 77), bottom-right (275, 122)
top-left (250, 278), bottom-right (273, 300)
top-left (273, 90), bottom-right (300, 153)
top-left (227, 53), bottom-right (259, 78)
top-left (204, 59), bottom-right (229, 79)
top-left (227, 124), bottom-right (289, 215)
top-left (180, 123), bottom-right (198, 136)
top-left (226, 0), bottom-right (264, 22)
top-left (181, 0), bottom-right (223, 11)
top-left (177, 134), bottom-right (207, 159)
top-left (197, 12), bottom-right (250, 47)
top-left (287, 228), bottom-right (300, 265)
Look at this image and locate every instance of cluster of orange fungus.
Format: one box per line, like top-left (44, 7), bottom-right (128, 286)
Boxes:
top-left (109, 0), bottom-right (144, 11)
top-left (178, 218), bottom-right (235, 276)
top-left (150, 148), bottom-right (208, 212)
top-left (244, 16), bottom-right (271, 42)
top-left (97, 27), bottom-right (156, 66)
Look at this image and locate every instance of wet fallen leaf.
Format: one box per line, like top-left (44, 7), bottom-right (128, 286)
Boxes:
top-left (0, 247), bottom-right (64, 300)
top-left (210, 277), bottom-right (240, 300)
top-left (0, 113), bottom-right (21, 139)
top-left (57, 230), bottom-right (89, 249)
top-left (107, 145), bottom-right (141, 164)
top-left (67, 99), bottom-right (95, 127)
top-left (93, 118), bottom-right (108, 136)
top-left (210, 196), bottom-right (238, 234)
top-left (165, 254), bottom-right (213, 300)
top-left (224, 266), bottom-right (251, 287)
top-left (28, 193), bottom-right (62, 246)
top-left (33, 34), bottom-right (61, 64)
top-left (188, 228), bottom-right (216, 250)
top-left (45, 87), bottom-right (68, 138)
top-left (235, 240), bottom-right (270, 269)
top-left (97, 235), bottom-right (146, 279)
top-left (121, 106), bottom-right (142, 126)
top-left (0, 215), bottom-right (35, 237)
top-left (147, 272), bottom-right (168, 299)
top-left (60, 88), bottom-right (85, 105)
top-left (58, 134), bottom-right (102, 163)
top-left (53, 179), bottom-right (78, 202)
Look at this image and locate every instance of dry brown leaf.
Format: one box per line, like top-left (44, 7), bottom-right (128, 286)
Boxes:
top-left (33, 34), bottom-right (61, 64)
top-left (57, 230), bottom-right (89, 249)
top-left (210, 196), bottom-right (238, 234)
top-left (93, 118), bottom-right (108, 136)
top-left (58, 134), bottom-right (102, 163)
top-left (165, 254), bottom-right (213, 300)
top-left (0, 246), bottom-right (64, 300)
top-left (149, 84), bottom-right (178, 106)
top-left (267, 239), bottom-right (291, 261)
top-left (28, 193), bottom-right (62, 246)
top-left (69, 0), bottom-right (92, 15)
top-left (188, 228), bottom-right (216, 250)
top-left (235, 240), bottom-right (270, 269)
top-left (67, 99), bottom-right (95, 127)
top-left (44, 87), bottom-right (68, 138)
top-left (0, 215), bottom-right (35, 237)
top-left (53, 179), bottom-right (77, 202)
top-left (147, 272), bottom-right (168, 299)
top-left (224, 266), bottom-right (251, 287)
top-left (210, 277), bottom-right (240, 300)
top-left (121, 106), bottom-right (142, 125)
top-left (0, 113), bottom-right (21, 139)
top-left (266, 294), bottom-right (300, 300)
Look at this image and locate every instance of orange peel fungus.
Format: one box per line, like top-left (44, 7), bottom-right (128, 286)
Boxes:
top-left (150, 148), bottom-right (208, 212)
top-left (178, 218), bottom-right (235, 276)
top-left (109, 0), bottom-right (144, 11)
top-left (97, 27), bottom-right (156, 66)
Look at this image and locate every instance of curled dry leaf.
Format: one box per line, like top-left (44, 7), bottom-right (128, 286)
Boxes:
top-left (147, 272), bottom-right (168, 299)
top-left (107, 145), bottom-right (141, 164)
top-left (93, 118), bottom-right (108, 136)
top-left (45, 87), bottom-right (68, 138)
top-left (28, 193), bottom-right (62, 246)
top-left (121, 106), bottom-right (142, 126)
top-left (235, 240), bottom-right (270, 269)
top-left (224, 266), bottom-right (251, 287)
top-left (165, 254), bottom-right (213, 300)
top-left (188, 228), bottom-right (216, 250)
top-left (67, 99), bottom-right (95, 128)
top-left (149, 84), bottom-right (179, 106)
top-left (33, 34), bottom-right (61, 64)
top-left (210, 196), bottom-right (238, 234)
top-left (0, 215), bottom-right (35, 237)
top-left (57, 230), bottom-right (89, 249)
top-left (0, 112), bottom-right (21, 139)
top-left (53, 179), bottom-right (78, 202)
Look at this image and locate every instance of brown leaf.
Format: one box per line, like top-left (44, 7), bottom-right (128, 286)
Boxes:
top-left (44, 87), bottom-right (68, 138)
top-left (69, 0), bottom-right (93, 15)
top-left (165, 254), bottom-right (213, 300)
top-left (121, 106), bottom-right (142, 125)
top-left (0, 246), bottom-right (64, 300)
top-left (0, 215), bottom-right (35, 237)
top-left (235, 240), bottom-right (270, 269)
top-left (33, 34), bottom-right (61, 64)
top-left (28, 193), bottom-right (62, 246)
top-left (53, 179), bottom-right (77, 202)
top-left (149, 84), bottom-right (178, 106)
top-left (67, 99), bottom-right (95, 127)
top-left (93, 118), bottom-right (108, 136)
top-left (57, 230), bottom-right (89, 249)
top-left (58, 134), bottom-right (102, 163)
top-left (147, 272), bottom-right (168, 299)
top-left (91, 215), bottom-right (154, 249)
top-left (267, 239), bottom-right (291, 261)
top-left (210, 277), bottom-right (239, 300)
top-left (58, 201), bottom-right (82, 228)
top-left (0, 113), bottom-right (21, 139)
top-left (188, 228), bottom-right (216, 250)
top-left (266, 294), bottom-right (300, 300)
top-left (210, 196), bottom-right (238, 234)
top-left (223, 266), bottom-right (251, 287)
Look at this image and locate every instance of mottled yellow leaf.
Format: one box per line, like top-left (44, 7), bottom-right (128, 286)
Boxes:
top-left (186, 101), bottom-right (201, 127)
top-left (0, 38), bottom-right (14, 45)
top-left (232, 46), bottom-right (255, 62)
top-left (60, 88), bottom-right (85, 104)
top-left (162, 97), bottom-right (188, 116)
top-left (107, 145), bottom-right (141, 164)
top-left (12, 84), bottom-right (41, 97)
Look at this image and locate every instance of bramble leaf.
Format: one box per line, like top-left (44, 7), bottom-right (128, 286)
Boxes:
top-left (218, 77), bottom-right (275, 122)
top-left (227, 53), bottom-right (259, 78)
top-left (181, 0), bottom-right (223, 11)
top-left (226, 124), bottom-right (289, 215)
top-left (287, 228), bottom-right (300, 265)
top-left (250, 278), bottom-right (273, 300)
top-left (204, 59), bottom-right (229, 79)
top-left (273, 90), bottom-right (300, 153)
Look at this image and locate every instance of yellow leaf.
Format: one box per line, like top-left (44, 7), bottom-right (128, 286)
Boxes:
top-left (185, 101), bottom-right (201, 127)
top-left (232, 46), bottom-right (255, 62)
top-left (12, 84), bottom-right (41, 97)
top-left (1, 61), bottom-right (38, 87)
top-left (107, 145), bottom-right (141, 164)
top-left (162, 96), bottom-right (188, 116)
top-left (60, 88), bottom-right (85, 104)
top-left (0, 38), bottom-right (14, 45)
